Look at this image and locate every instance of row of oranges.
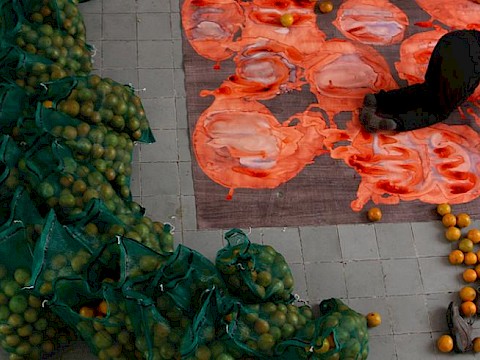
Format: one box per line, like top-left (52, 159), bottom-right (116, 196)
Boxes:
top-left (436, 204), bottom-right (480, 353)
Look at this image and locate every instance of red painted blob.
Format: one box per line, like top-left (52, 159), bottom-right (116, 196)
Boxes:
top-left (200, 38), bottom-right (306, 100)
top-left (327, 116), bottom-right (480, 211)
top-left (241, 0), bottom-right (326, 55)
top-left (333, 0), bottom-right (409, 45)
top-left (181, 0), bottom-right (244, 61)
top-left (304, 40), bottom-right (398, 119)
top-left (193, 97), bottom-right (328, 193)
top-left (394, 27), bottom-right (449, 85)
top-left (415, 0), bottom-right (480, 30)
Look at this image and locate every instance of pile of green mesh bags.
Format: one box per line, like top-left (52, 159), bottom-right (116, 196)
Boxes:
top-left (0, 1), bottom-right (371, 359)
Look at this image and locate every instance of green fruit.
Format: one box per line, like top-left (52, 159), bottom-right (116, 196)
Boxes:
top-left (9, 295), bottom-right (28, 314)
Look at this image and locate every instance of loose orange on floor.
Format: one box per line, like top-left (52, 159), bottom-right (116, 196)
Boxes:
top-left (367, 207), bottom-right (382, 222)
top-left (460, 301), bottom-right (477, 317)
top-left (437, 334), bottom-right (454, 353)
top-left (467, 228), bottom-right (480, 244)
top-left (436, 203), bottom-right (451, 216)
top-left (473, 337), bottom-right (480, 353)
top-left (459, 238), bottom-right (474, 253)
top-left (442, 213), bottom-right (457, 227)
top-left (459, 286), bottom-right (477, 302)
top-left (445, 226), bottom-right (461, 242)
top-left (366, 312), bottom-right (382, 328)
top-left (448, 250), bottom-right (464, 265)
top-left (457, 213), bottom-right (471, 228)
top-left (464, 252), bottom-right (477, 266)
top-left (463, 268), bottom-right (478, 283)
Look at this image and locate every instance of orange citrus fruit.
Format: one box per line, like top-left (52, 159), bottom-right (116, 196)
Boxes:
top-left (442, 213), bottom-right (457, 227)
top-left (280, 13), bottom-right (294, 27)
top-left (437, 334), bottom-right (454, 353)
top-left (459, 286), bottom-right (477, 302)
top-left (79, 306), bottom-right (95, 318)
top-left (445, 226), bottom-right (461, 242)
top-left (436, 203), bottom-right (451, 216)
top-left (366, 312), bottom-right (382, 328)
top-left (448, 250), bottom-right (465, 265)
top-left (463, 268), bottom-right (478, 283)
top-left (467, 228), bottom-right (480, 244)
top-left (460, 301), bottom-right (477, 317)
top-left (473, 337), bottom-right (480, 352)
top-left (97, 300), bottom-right (108, 316)
top-left (319, 1), bottom-right (334, 13)
top-left (475, 264), bottom-right (480, 278)
top-left (459, 238), bottom-right (474, 253)
top-left (367, 207), bottom-right (382, 222)
top-left (457, 213), bottom-right (471, 228)
top-left (464, 252), bottom-right (478, 266)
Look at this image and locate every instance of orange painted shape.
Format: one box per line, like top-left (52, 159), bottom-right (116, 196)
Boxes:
top-left (333, 0), bottom-right (409, 45)
top-left (415, 0), bottom-right (480, 30)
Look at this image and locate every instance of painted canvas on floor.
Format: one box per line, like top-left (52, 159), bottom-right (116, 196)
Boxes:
top-left (181, 0), bottom-right (480, 229)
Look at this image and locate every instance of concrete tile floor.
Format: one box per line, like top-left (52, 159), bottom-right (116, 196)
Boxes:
top-left (1, 1), bottom-right (479, 359)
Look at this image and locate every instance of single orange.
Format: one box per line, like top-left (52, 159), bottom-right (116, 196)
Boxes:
top-left (467, 228), bottom-right (480, 244)
top-left (280, 13), bottom-right (294, 27)
top-left (460, 301), bottom-right (477, 317)
top-left (448, 250), bottom-right (464, 265)
top-left (464, 252), bottom-right (478, 266)
top-left (437, 334), bottom-right (454, 353)
top-left (97, 300), bottom-right (108, 316)
top-left (445, 226), bottom-right (461, 242)
top-left (442, 213), bottom-right (457, 227)
top-left (463, 268), bottom-right (478, 283)
top-left (473, 337), bottom-right (480, 352)
top-left (436, 203), bottom-right (451, 216)
top-left (79, 306), bottom-right (95, 318)
top-left (367, 207), bottom-right (382, 222)
top-left (366, 312), bottom-right (382, 328)
top-left (459, 238), bottom-right (474, 253)
top-left (459, 286), bottom-right (477, 302)
top-left (475, 264), bottom-right (480, 278)
top-left (457, 213), bottom-right (471, 228)
top-left (319, 1), bottom-right (334, 13)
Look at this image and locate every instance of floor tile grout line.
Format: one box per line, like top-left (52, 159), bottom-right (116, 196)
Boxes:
top-left (296, 227), bottom-right (311, 305)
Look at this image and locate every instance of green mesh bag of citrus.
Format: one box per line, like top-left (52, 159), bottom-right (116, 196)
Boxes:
top-left (0, 194), bottom-right (76, 360)
top-left (2, 2), bottom-right (92, 92)
top-left (181, 287), bottom-right (248, 360)
top-left (49, 278), bottom-right (142, 360)
top-left (140, 244), bottom-right (226, 319)
top-left (35, 104), bottom-right (136, 202)
top-left (0, 81), bottom-right (31, 132)
top-left (29, 210), bottom-right (95, 298)
top-left (216, 229), bottom-right (294, 303)
top-left (275, 298), bottom-right (369, 360)
top-left (37, 75), bottom-right (154, 143)
top-left (223, 300), bottom-right (314, 359)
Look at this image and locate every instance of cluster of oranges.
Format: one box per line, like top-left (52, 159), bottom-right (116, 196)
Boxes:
top-left (78, 300), bottom-right (108, 319)
top-left (436, 203), bottom-right (480, 353)
top-left (280, 1), bottom-right (334, 28)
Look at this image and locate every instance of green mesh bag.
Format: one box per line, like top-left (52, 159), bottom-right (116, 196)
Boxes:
top-left (121, 288), bottom-right (177, 360)
top-left (0, 135), bottom-right (22, 202)
top-left (181, 287), bottom-right (247, 360)
top-left (144, 244), bottom-right (225, 318)
top-left (0, 1), bottom-right (92, 92)
top-left (29, 210), bottom-right (95, 298)
top-left (39, 75), bottom-right (155, 143)
top-left (223, 300), bottom-right (314, 359)
top-left (49, 278), bottom-right (142, 360)
top-left (118, 236), bottom-right (171, 288)
top-left (0, 200), bottom-right (76, 360)
top-left (216, 229), bottom-right (294, 303)
top-left (15, 0), bottom-right (87, 42)
top-left (35, 104), bottom-right (136, 201)
top-left (0, 81), bottom-right (31, 132)
top-left (274, 299), bottom-right (369, 360)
